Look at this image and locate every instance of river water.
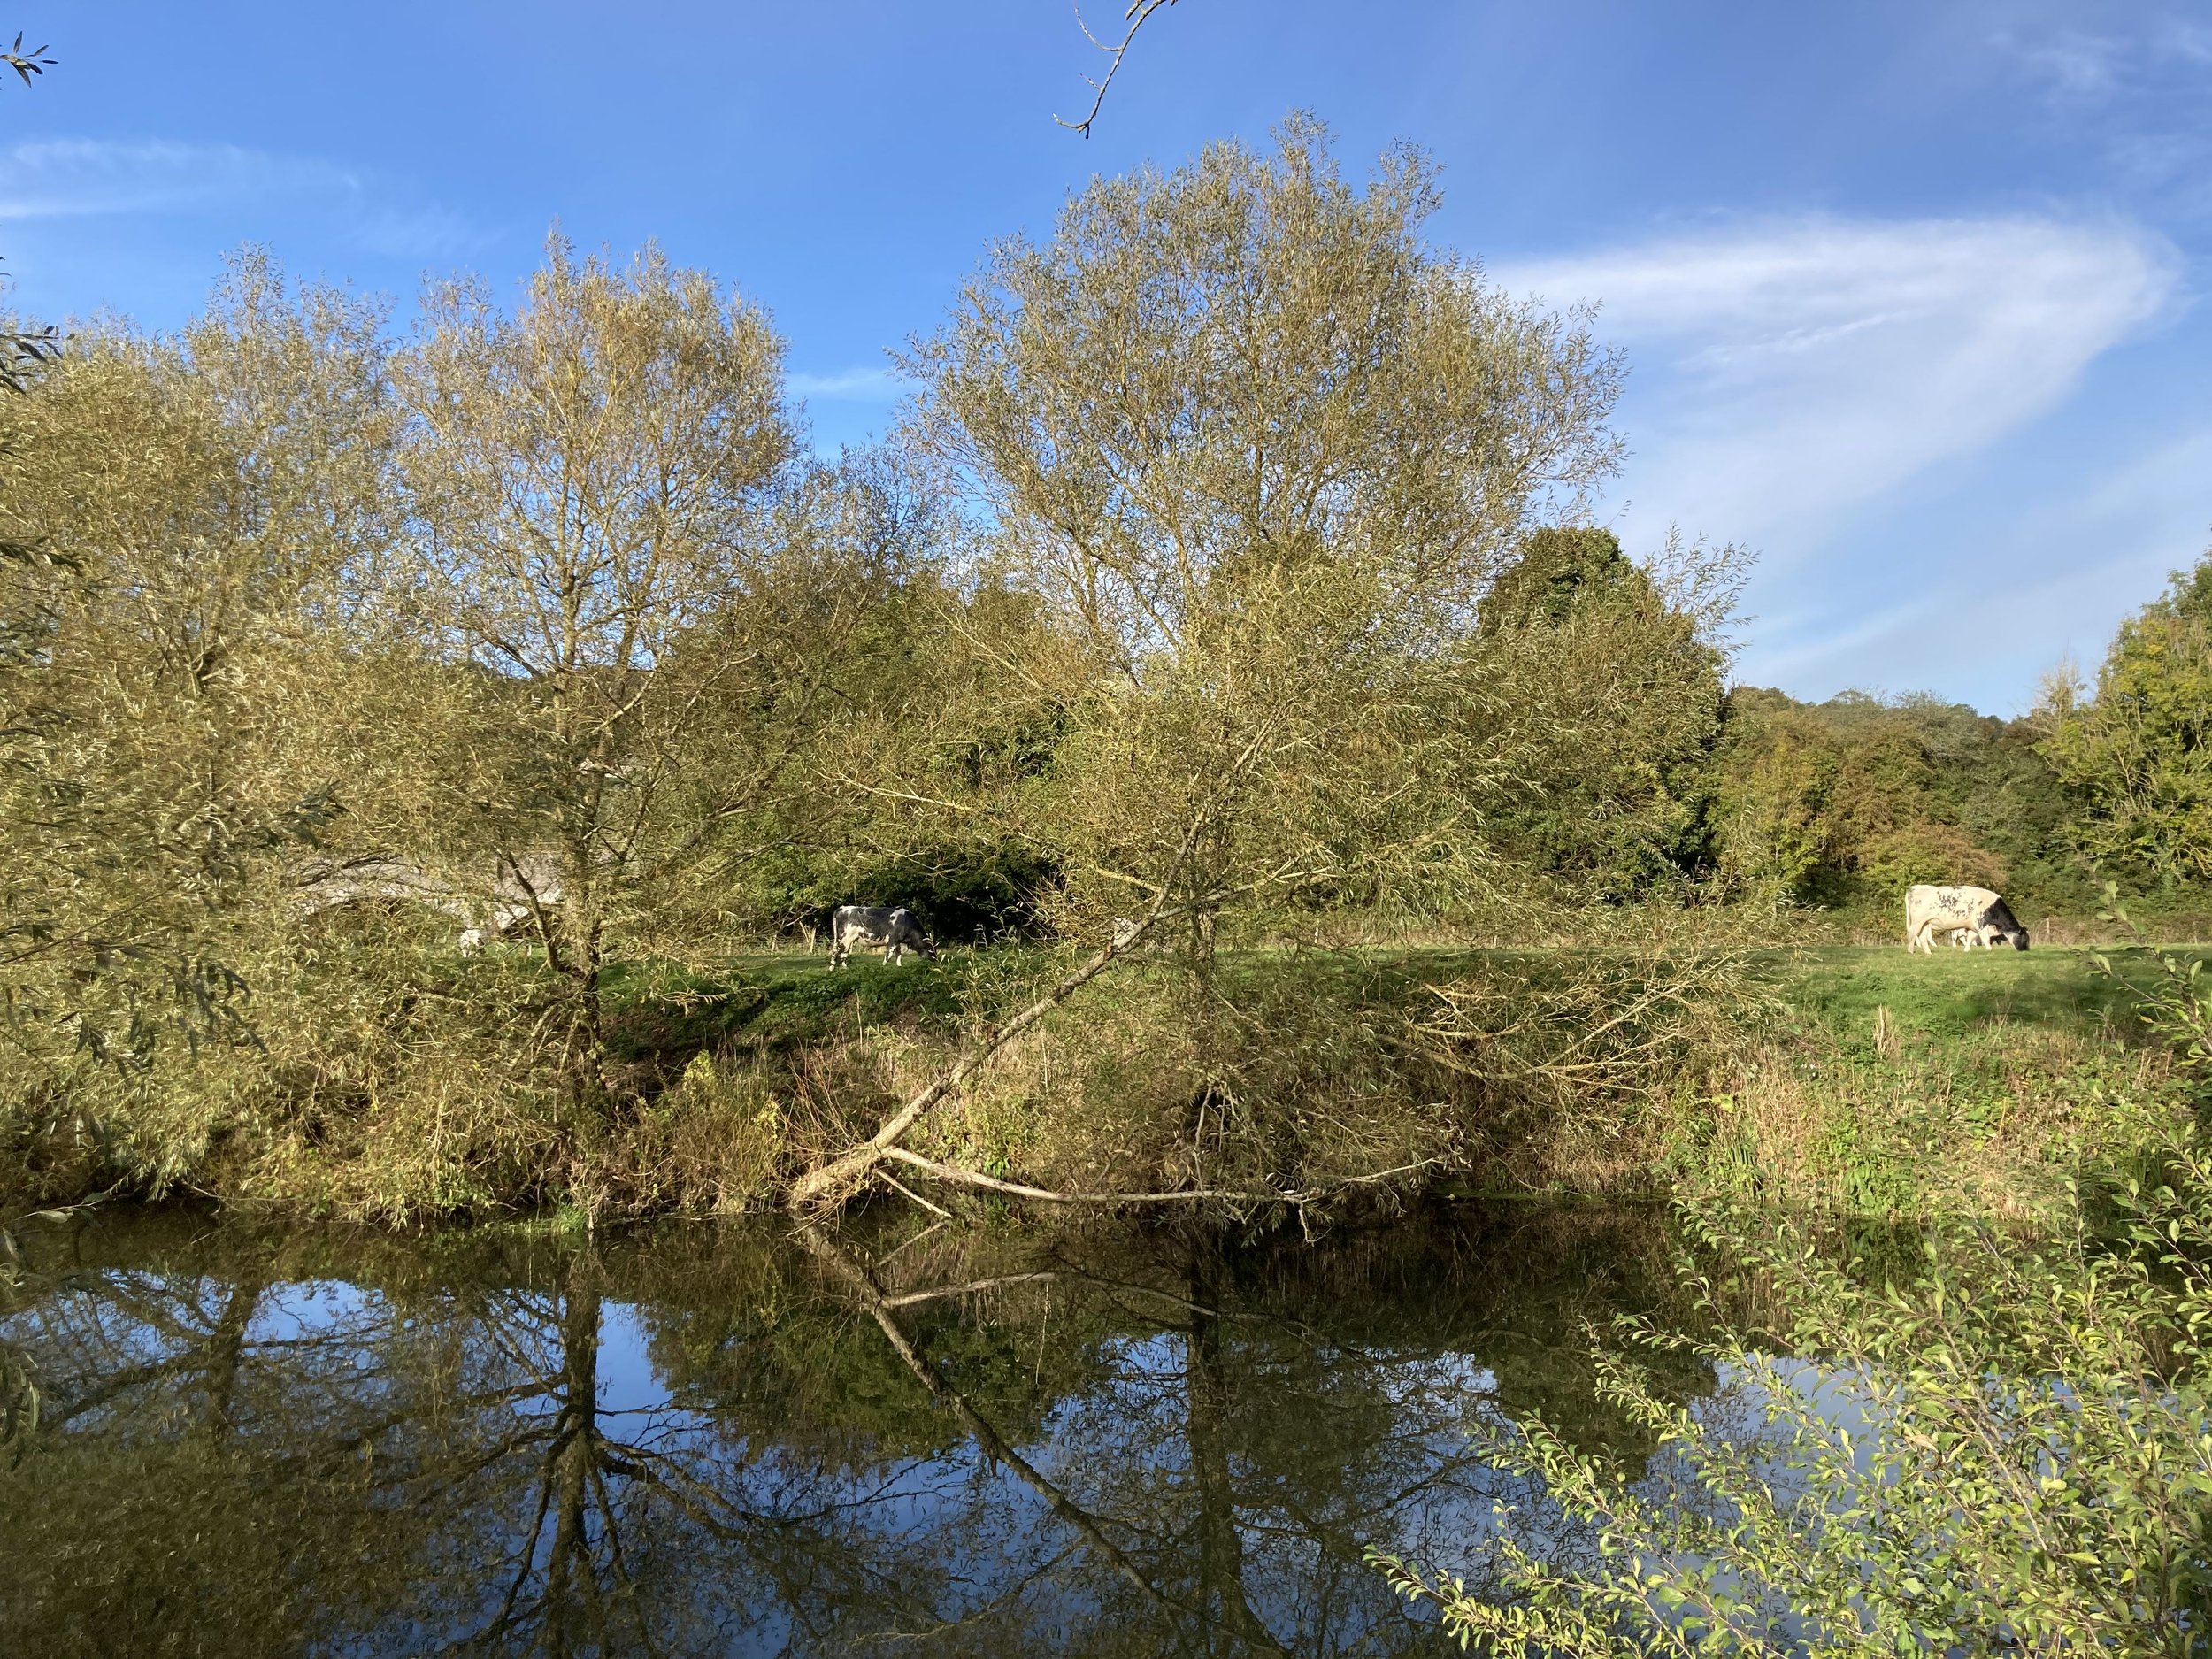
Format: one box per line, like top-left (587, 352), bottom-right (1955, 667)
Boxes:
top-left (0, 1199), bottom-right (1716, 1656)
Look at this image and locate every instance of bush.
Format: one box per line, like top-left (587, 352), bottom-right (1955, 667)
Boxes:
top-left (1378, 1140), bottom-right (2212, 1652)
top-left (1374, 939), bottom-right (2212, 1653)
top-left (734, 837), bottom-right (1058, 945)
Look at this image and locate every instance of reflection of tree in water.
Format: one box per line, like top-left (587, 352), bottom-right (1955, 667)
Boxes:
top-left (457, 1256), bottom-right (634, 1654)
top-left (0, 1202), bottom-right (1709, 1656)
top-left (444, 1253), bottom-right (990, 1654)
top-left (0, 1228), bottom-right (446, 1655)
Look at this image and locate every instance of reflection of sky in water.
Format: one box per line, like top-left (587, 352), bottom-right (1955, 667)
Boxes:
top-left (0, 1211), bottom-right (1701, 1655)
top-left (595, 1302), bottom-right (671, 1417)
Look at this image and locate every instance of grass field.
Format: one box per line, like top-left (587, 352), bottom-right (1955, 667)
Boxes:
top-left (615, 939), bottom-right (2211, 1062)
top-left (1771, 942), bottom-right (2210, 1045)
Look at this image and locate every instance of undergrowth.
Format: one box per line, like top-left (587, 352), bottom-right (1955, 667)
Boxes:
top-left (4, 935), bottom-right (2199, 1226)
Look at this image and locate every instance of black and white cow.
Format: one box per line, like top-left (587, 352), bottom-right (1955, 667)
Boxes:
top-left (826, 904), bottom-right (937, 968)
top-left (1905, 884), bottom-right (2029, 953)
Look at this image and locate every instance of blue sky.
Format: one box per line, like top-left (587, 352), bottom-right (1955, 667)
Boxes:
top-left (4, 1), bottom-right (2208, 713)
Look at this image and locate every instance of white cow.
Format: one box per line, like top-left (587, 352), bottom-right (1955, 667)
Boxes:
top-left (1905, 884), bottom-right (2028, 954)
top-left (826, 905), bottom-right (937, 968)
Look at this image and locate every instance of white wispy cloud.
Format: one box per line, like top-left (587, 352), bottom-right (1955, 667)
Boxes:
top-left (0, 139), bottom-right (329, 219)
top-left (787, 365), bottom-right (900, 401)
top-left (1735, 424), bottom-right (2212, 709)
top-left (1992, 6), bottom-right (2212, 101)
top-left (1999, 28), bottom-right (2128, 98)
top-left (0, 137), bottom-right (480, 259)
top-left (1497, 214), bottom-right (2180, 549)
top-left (1987, 6), bottom-right (2212, 212)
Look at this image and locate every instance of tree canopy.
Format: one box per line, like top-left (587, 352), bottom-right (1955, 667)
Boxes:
top-left (2041, 550), bottom-right (2212, 887)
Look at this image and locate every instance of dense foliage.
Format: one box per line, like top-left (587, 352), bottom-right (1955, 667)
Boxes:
top-left (0, 120), bottom-right (2204, 1225)
top-left (2042, 554), bottom-right (2212, 888)
top-left (1476, 528), bottom-right (1729, 901)
top-left (1706, 687), bottom-right (2096, 923)
top-left (1379, 944), bottom-right (2212, 1653)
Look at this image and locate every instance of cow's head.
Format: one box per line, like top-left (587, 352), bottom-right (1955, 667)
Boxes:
top-left (892, 909), bottom-right (940, 958)
top-left (1985, 899), bottom-right (2029, 951)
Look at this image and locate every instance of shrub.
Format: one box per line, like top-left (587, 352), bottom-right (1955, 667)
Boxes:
top-left (1377, 1144), bottom-right (2212, 1653)
top-left (1373, 936), bottom-right (2212, 1654)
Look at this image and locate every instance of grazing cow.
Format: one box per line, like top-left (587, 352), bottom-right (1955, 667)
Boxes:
top-left (1905, 884), bottom-right (2029, 954)
top-left (827, 904), bottom-right (937, 969)
top-left (292, 853), bottom-right (565, 953)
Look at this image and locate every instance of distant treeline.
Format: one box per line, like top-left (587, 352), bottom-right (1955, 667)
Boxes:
top-left (1711, 572), bottom-right (2210, 926)
top-left (1279, 519), bottom-right (2210, 932)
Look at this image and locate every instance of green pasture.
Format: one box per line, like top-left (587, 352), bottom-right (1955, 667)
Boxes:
top-left (1766, 942), bottom-right (2210, 1045)
top-left (607, 938), bottom-right (2211, 1071)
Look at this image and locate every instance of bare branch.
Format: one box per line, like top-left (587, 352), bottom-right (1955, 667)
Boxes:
top-left (1054, 0), bottom-right (1176, 138)
top-left (882, 1146), bottom-right (1278, 1207)
top-left (874, 1171), bottom-right (954, 1220)
top-left (881, 1146), bottom-right (1447, 1213)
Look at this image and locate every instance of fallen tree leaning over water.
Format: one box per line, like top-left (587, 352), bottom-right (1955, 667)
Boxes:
top-left (787, 931), bottom-right (1766, 1220)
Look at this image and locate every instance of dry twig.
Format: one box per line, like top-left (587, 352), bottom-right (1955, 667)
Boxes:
top-left (1055, 0), bottom-right (1177, 137)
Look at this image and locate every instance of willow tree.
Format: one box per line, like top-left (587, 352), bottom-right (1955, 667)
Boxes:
top-left (793, 119), bottom-right (1621, 1209)
top-left (382, 236), bottom-right (811, 1116)
top-left (906, 118), bottom-right (1621, 960)
top-left (0, 257), bottom-right (394, 1181)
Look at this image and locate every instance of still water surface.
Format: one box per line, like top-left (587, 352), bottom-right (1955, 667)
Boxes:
top-left (0, 1201), bottom-right (1714, 1655)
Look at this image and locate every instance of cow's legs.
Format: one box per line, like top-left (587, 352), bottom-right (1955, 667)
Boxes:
top-left (886, 942), bottom-right (902, 966)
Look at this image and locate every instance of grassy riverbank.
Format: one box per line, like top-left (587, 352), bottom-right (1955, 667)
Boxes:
top-left (8, 939), bottom-right (2199, 1226)
top-left (601, 941), bottom-right (2199, 1225)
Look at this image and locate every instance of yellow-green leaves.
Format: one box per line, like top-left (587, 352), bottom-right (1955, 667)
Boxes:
top-left (902, 119), bottom-right (1624, 964)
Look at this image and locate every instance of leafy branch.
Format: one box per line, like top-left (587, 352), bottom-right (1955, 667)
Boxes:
top-left (4, 31), bottom-right (53, 87)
